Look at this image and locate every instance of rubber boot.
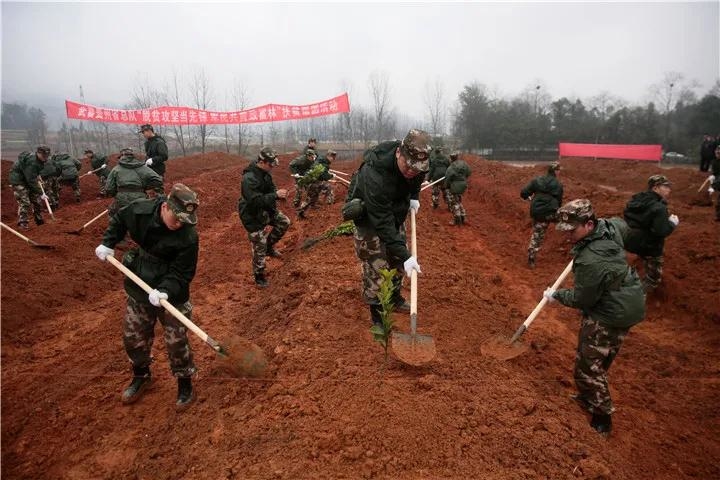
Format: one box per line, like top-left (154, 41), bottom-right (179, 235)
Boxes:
top-left (460, 215), bottom-right (466, 225)
top-left (370, 304), bottom-right (383, 327)
top-left (267, 242), bottom-right (282, 258)
top-left (176, 377), bottom-right (195, 411)
top-left (448, 216), bottom-right (460, 226)
top-left (254, 270), bottom-right (269, 288)
top-left (590, 413), bottom-right (612, 435)
top-left (34, 213), bottom-right (44, 226)
top-left (121, 365), bottom-right (151, 404)
top-left (18, 222), bottom-right (29, 230)
top-left (528, 253), bottom-right (536, 269)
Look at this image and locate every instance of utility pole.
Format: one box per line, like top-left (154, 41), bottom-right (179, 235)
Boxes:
top-left (664, 82), bottom-right (674, 149)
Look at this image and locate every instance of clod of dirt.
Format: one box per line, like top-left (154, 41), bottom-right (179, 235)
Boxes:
top-left (216, 336), bottom-right (269, 378)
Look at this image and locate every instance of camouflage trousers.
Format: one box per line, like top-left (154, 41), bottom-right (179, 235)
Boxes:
top-left (41, 177), bottom-right (60, 209)
top-left (123, 295), bottom-right (196, 377)
top-left (248, 211), bottom-right (291, 274)
top-left (11, 184), bottom-right (43, 226)
top-left (574, 316), bottom-right (628, 415)
top-left (297, 182), bottom-right (321, 215)
top-left (318, 181), bottom-right (335, 204)
top-left (527, 221), bottom-right (550, 260)
top-left (447, 192), bottom-right (466, 219)
top-left (431, 184), bottom-right (449, 209)
top-left (640, 255), bottom-right (663, 292)
top-left (98, 175), bottom-right (108, 196)
top-left (353, 224), bottom-right (406, 305)
top-left (59, 177), bottom-right (81, 201)
top-left (292, 182), bottom-right (306, 208)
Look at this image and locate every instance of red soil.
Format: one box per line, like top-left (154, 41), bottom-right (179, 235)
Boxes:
top-left (1, 151), bottom-right (718, 479)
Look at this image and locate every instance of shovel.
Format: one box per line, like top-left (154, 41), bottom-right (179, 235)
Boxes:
top-left (391, 209), bottom-right (436, 365)
top-left (697, 177), bottom-right (711, 193)
top-left (481, 260), bottom-right (574, 360)
top-left (420, 176), bottom-right (445, 192)
top-left (106, 256), bottom-right (268, 377)
top-left (67, 209), bottom-right (108, 235)
top-left (329, 168), bottom-right (350, 177)
top-left (333, 175), bottom-right (350, 186)
top-left (79, 164), bottom-right (107, 179)
top-left (38, 181), bottom-right (55, 220)
top-left (0, 222), bottom-right (53, 249)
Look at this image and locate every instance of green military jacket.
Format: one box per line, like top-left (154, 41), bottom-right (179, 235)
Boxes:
top-left (238, 162), bottom-right (280, 233)
top-left (106, 156), bottom-right (164, 209)
top-left (54, 154), bottom-right (82, 180)
top-left (10, 153), bottom-right (45, 194)
top-left (315, 156), bottom-right (333, 181)
top-left (444, 160), bottom-right (471, 194)
top-left (289, 154), bottom-right (314, 176)
top-left (102, 197), bottom-right (198, 305)
top-left (39, 157), bottom-right (61, 180)
top-left (90, 154), bottom-right (109, 179)
top-left (347, 140), bottom-right (424, 262)
top-left (623, 190), bottom-right (676, 258)
top-left (427, 153), bottom-right (450, 182)
top-left (554, 217), bottom-right (645, 329)
top-left (144, 135), bottom-right (169, 176)
top-left (520, 173), bottom-right (564, 222)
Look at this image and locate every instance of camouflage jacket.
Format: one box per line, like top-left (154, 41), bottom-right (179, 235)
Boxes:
top-left (315, 156), bottom-right (334, 181)
top-left (39, 157), bottom-right (61, 180)
top-left (427, 153), bottom-right (450, 182)
top-left (144, 135), bottom-right (169, 176)
top-left (554, 217), bottom-right (645, 329)
top-left (289, 155), bottom-right (314, 176)
top-left (347, 140), bottom-right (423, 262)
top-left (520, 173), bottom-right (563, 221)
top-left (9, 153), bottom-right (45, 194)
top-left (623, 190), bottom-right (676, 257)
top-left (90, 154), bottom-right (109, 178)
top-left (106, 156), bottom-right (164, 209)
top-left (103, 197), bottom-right (198, 305)
top-left (238, 162), bottom-right (279, 233)
top-left (444, 160), bottom-right (471, 194)
top-left (54, 154), bottom-right (82, 180)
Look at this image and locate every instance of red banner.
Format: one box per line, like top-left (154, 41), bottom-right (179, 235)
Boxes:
top-left (558, 143), bottom-right (662, 162)
top-left (65, 93), bottom-right (350, 125)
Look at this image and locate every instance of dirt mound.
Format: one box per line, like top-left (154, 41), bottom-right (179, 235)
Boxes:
top-left (2, 152), bottom-right (719, 479)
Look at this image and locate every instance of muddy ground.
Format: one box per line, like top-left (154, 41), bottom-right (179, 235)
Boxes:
top-left (1, 151), bottom-right (719, 479)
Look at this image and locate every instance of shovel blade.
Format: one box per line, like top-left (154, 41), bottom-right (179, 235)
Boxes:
top-left (215, 336), bottom-right (269, 378)
top-left (480, 334), bottom-right (529, 361)
top-left (391, 331), bottom-right (436, 365)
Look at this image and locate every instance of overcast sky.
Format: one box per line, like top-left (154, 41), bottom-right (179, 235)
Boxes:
top-left (2, 1), bottom-right (719, 124)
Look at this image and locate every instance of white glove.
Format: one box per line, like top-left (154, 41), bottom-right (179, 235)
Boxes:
top-left (40, 194), bottom-right (49, 201)
top-left (403, 256), bottom-right (422, 278)
top-left (95, 244), bottom-right (114, 261)
top-left (543, 287), bottom-right (557, 303)
top-left (409, 199), bottom-right (420, 213)
top-left (148, 289), bottom-right (168, 307)
top-left (668, 214), bottom-right (679, 226)
top-left (292, 173), bottom-right (301, 178)
top-left (145, 158), bottom-right (153, 166)
top-left (101, 163), bottom-right (107, 169)
top-left (709, 187), bottom-right (715, 194)
top-left (709, 175), bottom-right (715, 183)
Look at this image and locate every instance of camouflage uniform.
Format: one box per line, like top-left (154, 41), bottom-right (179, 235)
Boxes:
top-left (124, 295), bottom-right (196, 377)
top-left (10, 148), bottom-right (49, 226)
top-left (553, 200), bottom-right (645, 431)
top-left (39, 156), bottom-right (61, 210)
top-left (444, 154), bottom-right (471, 224)
top-left (427, 148), bottom-right (450, 210)
top-left (290, 150), bottom-right (317, 211)
top-left (248, 212), bottom-right (291, 274)
top-left (353, 224), bottom-right (407, 304)
top-left (521, 162), bottom-right (563, 267)
top-left (710, 146), bottom-right (720, 221)
top-left (317, 151), bottom-right (337, 205)
top-left (53, 154), bottom-right (83, 203)
top-left (12, 185), bottom-right (44, 226)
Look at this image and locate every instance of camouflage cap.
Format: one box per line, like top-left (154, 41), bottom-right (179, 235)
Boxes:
top-left (401, 129), bottom-right (431, 172)
top-left (166, 183), bottom-right (199, 225)
top-left (36, 145), bottom-right (51, 154)
top-left (258, 146), bottom-right (279, 166)
top-left (119, 148), bottom-right (134, 157)
top-left (548, 161), bottom-right (561, 173)
top-left (647, 174), bottom-right (671, 189)
top-left (305, 148), bottom-right (317, 158)
top-left (138, 124), bottom-right (154, 133)
top-left (555, 199), bottom-right (595, 231)
top-left (327, 149), bottom-right (337, 157)
top-left (450, 150), bottom-right (461, 159)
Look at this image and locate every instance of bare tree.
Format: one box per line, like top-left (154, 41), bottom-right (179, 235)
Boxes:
top-left (368, 70), bottom-right (391, 143)
top-left (164, 70), bottom-right (188, 156)
top-left (188, 67), bottom-right (213, 154)
top-left (423, 77), bottom-right (446, 135)
top-left (231, 79), bottom-right (250, 155)
top-left (650, 71), bottom-right (701, 145)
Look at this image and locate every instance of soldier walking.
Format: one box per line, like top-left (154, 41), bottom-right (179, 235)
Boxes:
top-left (10, 146), bottom-right (50, 228)
top-left (94, 184), bottom-right (201, 410)
top-left (83, 149), bottom-right (109, 198)
top-left (545, 199), bottom-right (645, 435)
top-left (238, 147), bottom-right (291, 288)
top-left (139, 124), bottom-right (169, 186)
top-left (444, 151), bottom-right (471, 225)
top-left (520, 162), bottom-right (563, 268)
top-left (427, 146), bottom-right (450, 210)
top-left (53, 152), bottom-right (83, 203)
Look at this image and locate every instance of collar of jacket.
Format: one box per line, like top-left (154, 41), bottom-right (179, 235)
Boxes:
top-left (571, 219), bottom-right (611, 256)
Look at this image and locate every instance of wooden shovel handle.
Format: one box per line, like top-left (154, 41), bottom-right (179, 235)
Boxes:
top-left (329, 169), bottom-right (350, 176)
top-left (37, 181), bottom-right (55, 218)
top-left (106, 256), bottom-right (215, 347)
top-left (420, 176), bottom-right (445, 192)
top-left (523, 260), bottom-right (574, 330)
top-left (82, 210), bottom-right (108, 229)
top-left (410, 209), bottom-right (418, 333)
top-left (697, 177), bottom-right (711, 193)
top-left (1, 221), bottom-right (38, 245)
top-left (334, 175), bottom-right (351, 185)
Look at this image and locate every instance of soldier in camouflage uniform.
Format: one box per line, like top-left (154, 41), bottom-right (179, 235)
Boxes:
top-left (317, 150), bottom-right (337, 204)
top-left (83, 149), bottom-right (109, 198)
top-left (106, 148), bottom-right (164, 216)
top-left (239, 147), bottom-right (290, 288)
top-left (95, 183), bottom-right (200, 410)
top-left (53, 153), bottom-right (83, 203)
top-left (545, 199), bottom-right (645, 435)
top-left (427, 146), bottom-right (450, 210)
top-left (520, 162), bottom-right (563, 268)
top-left (290, 148), bottom-right (319, 216)
top-left (10, 146), bottom-right (51, 228)
top-left (623, 175), bottom-right (678, 293)
top-left (302, 137), bottom-right (317, 156)
top-left (708, 145), bottom-right (720, 221)
top-left (39, 152), bottom-right (61, 210)
top-left (345, 129), bottom-right (430, 326)
top-left (444, 151), bottom-right (471, 225)
top-left (140, 124), bottom-right (169, 185)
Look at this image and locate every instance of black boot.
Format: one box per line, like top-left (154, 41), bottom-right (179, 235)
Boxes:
top-left (34, 214), bottom-right (44, 226)
top-left (449, 216), bottom-right (460, 226)
top-left (121, 366), bottom-right (151, 404)
top-left (590, 413), bottom-right (612, 435)
top-left (254, 271), bottom-right (269, 288)
top-left (460, 215), bottom-right (466, 225)
top-left (176, 377), bottom-right (195, 410)
top-left (528, 254), bottom-right (536, 269)
top-left (393, 295), bottom-right (411, 313)
top-left (370, 304), bottom-right (384, 327)
top-left (267, 243), bottom-right (282, 258)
